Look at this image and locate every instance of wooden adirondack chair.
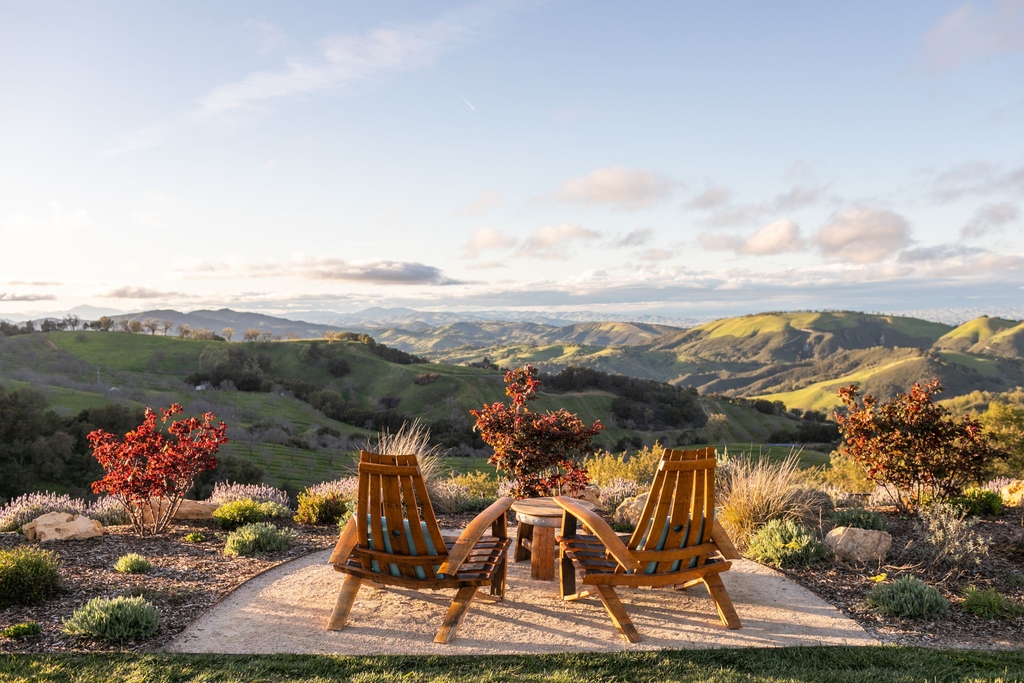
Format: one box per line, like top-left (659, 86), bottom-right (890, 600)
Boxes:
top-left (327, 451), bottom-right (514, 643)
top-left (555, 446), bottom-right (741, 643)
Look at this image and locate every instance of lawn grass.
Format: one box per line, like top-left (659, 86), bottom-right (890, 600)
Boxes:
top-left (1, 647), bottom-right (1022, 682)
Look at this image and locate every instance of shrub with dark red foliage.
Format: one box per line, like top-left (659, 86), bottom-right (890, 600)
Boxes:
top-left (471, 365), bottom-right (602, 498)
top-left (89, 404), bottom-right (228, 535)
top-left (834, 380), bottom-right (1001, 512)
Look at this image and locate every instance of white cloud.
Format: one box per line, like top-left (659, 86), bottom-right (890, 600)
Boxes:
top-left (685, 187), bottom-right (731, 210)
top-left (196, 4), bottom-right (506, 118)
top-left (519, 223), bottom-right (601, 260)
top-left (698, 219), bottom-right (804, 256)
top-left (456, 190), bottom-right (501, 217)
top-left (739, 219), bottom-right (805, 255)
top-left (610, 227), bottom-right (654, 248)
top-left (462, 226), bottom-right (516, 258)
top-left (815, 208), bottom-right (912, 264)
top-left (0, 293), bottom-right (56, 302)
top-left (961, 201), bottom-right (1020, 237)
top-left (296, 257), bottom-right (460, 284)
top-left (923, 0), bottom-right (1024, 72)
top-left (102, 286), bottom-right (183, 299)
top-left (103, 2), bottom-right (525, 155)
top-left (553, 167), bottom-right (675, 209)
top-left (49, 203), bottom-right (97, 235)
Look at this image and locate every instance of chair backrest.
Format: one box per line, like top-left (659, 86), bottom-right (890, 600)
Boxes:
top-left (352, 450), bottom-right (449, 580)
top-left (627, 447), bottom-right (717, 574)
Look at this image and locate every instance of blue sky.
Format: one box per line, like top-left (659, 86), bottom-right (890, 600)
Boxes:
top-left (2, 1), bottom-right (1023, 323)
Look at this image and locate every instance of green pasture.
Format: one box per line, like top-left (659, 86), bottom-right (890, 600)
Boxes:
top-left (1, 647), bottom-right (1021, 682)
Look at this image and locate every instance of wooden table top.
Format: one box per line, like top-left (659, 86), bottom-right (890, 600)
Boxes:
top-left (510, 496), bottom-right (596, 518)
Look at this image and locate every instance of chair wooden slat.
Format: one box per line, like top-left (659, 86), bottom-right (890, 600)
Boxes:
top-left (556, 447), bottom-right (742, 643)
top-left (327, 449), bottom-right (511, 644)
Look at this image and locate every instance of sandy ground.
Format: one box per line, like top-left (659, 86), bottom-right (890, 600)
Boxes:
top-left (165, 532), bottom-right (876, 655)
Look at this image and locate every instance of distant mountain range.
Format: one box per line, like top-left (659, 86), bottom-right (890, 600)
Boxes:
top-left (7, 306), bottom-right (1022, 410)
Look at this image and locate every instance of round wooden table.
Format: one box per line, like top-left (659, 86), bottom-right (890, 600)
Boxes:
top-left (511, 497), bottom-right (596, 580)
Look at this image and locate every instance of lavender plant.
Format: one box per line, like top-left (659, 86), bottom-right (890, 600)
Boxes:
top-left (0, 492), bottom-right (86, 532)
top-left (207, 482), bottom-right (290, 508)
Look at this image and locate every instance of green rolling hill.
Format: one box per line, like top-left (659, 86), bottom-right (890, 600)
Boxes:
top-left (0, 329), bottom-right (817, 495)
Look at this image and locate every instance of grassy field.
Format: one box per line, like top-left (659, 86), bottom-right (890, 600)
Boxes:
top-left (1, 647), bottom-right (1021, 682)
top-left (753, 356), bottom-right (921, 411)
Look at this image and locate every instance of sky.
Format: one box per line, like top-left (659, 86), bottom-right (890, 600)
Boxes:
top-left (2, 1), bottom-right (1024, 324)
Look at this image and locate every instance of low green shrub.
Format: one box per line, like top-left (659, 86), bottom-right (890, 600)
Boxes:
top-left (866, 576), bottom-right (948, 618)
top-left (212, 499), bottom-right (290, 530)
top-left (183, 532), bottom-right (205, 543)
top-left (113, 553), bottom-right (152, 574)
top-left (62, 595), bottom-right (160, 642)
top-left (745, 519), bottom-right (826, 568)
top-left (2, 621), bottom-right (41, 638)
top-left (831, 508), bottom-right (887, 531)
top-left (961, 586), bottom-right (1023, 618)
top-left (951, 488), bottom-right (1003, 516)
top-left (224, 523), bottom-right (296, 557)
top-left (294, 491), bottom-right (348, 526)
top-left (0, 546), bottom-right (60, 607)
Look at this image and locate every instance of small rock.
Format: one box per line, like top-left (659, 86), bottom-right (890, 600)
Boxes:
top-left (575, 485), bottom-right (601, 507)
top-left (23, 512), bottom-right (103, 542)
top-left (614, 492), bottom-right (649, 526)
top-left (825, 526), bottom-right (891, 563)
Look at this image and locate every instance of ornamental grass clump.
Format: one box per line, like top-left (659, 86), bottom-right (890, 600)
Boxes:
top-left (866, 576), bottom-right (948, 618)
top-left (716, 453), bottom-right (820, 548)
top-left (2, 621), bottom-right (41, 639)
top-left (207, 482), bottom-right (290, 508)
top-left (223, 522), bottom-right (296, 556)
top-left (831, 507), bottom-right (888, 531)
top-left (0, 546), bottom-right (60, 607)
top-left (62, 595), bottom-right (159, 642)
top-left (113, 553), bottom-right (152, 574)
top-left (0, 492), bottom-right (86, 532)
top-left (961, 586), bottom-right (1023, 619)
top-left (745, 519), bottom-right (826, 568)
top-left (213, 498), bottom-right (290, 530)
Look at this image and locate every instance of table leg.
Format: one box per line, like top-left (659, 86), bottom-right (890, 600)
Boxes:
top-left (515, 521), bottom-right (533, 562)
top-left (531, 525), bottom-right (555, 580)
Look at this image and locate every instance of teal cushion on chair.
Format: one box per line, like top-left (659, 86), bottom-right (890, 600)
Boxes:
top-left (632, 510), bottom-right (713, 574)
top-left (365, 515), bottom-right (441, 578)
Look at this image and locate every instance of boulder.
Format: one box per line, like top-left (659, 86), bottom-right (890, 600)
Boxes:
top-left (575, 485), bottom-right (601, 507)
top-left (173, 499), bottom-right (219, 520)
top-left (1001, 480), bottom-right (1024, 507)
top-left (825, 526), bottom-right (891, 563)
top-left (23, 512), bottom-right (103, 542)
top-left (614, 492), bottom-right (649, 526)
top-left (141, 498), bottom-right (218, 524)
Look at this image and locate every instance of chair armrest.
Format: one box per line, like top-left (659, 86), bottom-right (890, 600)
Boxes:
top-left (554, 496), bottom-right (643, 573)
top-left (712, 519), bottom-right (742, 559)
top-left (328, 515), bottom-right (359, 565)
top-left (437, 497), bottom-right (513, 577)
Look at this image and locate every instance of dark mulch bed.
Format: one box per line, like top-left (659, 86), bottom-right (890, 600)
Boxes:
top-left (780, 506), bottom-right (1024, 649)
top-left (0, 519), bottom-right (338, 653)
top-left (0, 512), bottom-right (503, 653)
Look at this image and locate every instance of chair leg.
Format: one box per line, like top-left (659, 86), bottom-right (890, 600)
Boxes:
top-left (327, 575), bottom-right (362, 630)
top-left (559, 550), bottom-right (576, 599)
top-left (594, 585), bottom-right (640, 643)
top-left (434, 586), bottom-right (478, 644)
top-left (490, 551), bottom-right (507, 599)
top-left (702, 574), bottom-right (741, 629)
